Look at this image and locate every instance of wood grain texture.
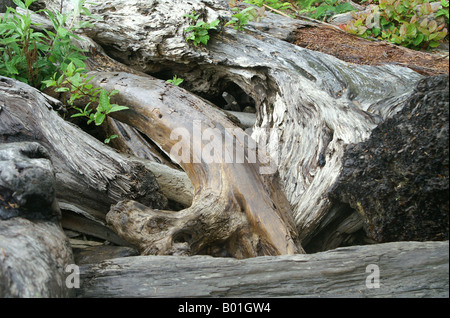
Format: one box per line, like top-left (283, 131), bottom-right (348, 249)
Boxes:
top-left (89, 71), bottom-right (303, 258)
top-left (79, 241), bottom-right (449, 298)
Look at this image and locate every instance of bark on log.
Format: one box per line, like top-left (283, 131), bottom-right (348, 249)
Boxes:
top-left (74, 0), bottom-right (424, 251)
top-left (78, 240), bottom-right (449, 298)
top-left (0, 142), bottom-right (74, 297)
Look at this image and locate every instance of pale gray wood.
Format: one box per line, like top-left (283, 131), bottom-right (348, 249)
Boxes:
top-left (79, 241), bottom-right (449, 298)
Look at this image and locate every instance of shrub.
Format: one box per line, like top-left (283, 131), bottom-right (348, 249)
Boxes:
top-left (341, 0), bottom-right (448, 49)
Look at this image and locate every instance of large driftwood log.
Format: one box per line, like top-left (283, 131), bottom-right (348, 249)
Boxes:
top-left (79, 240), bottom-right (449, 298)
top-left (74, 0), bottom-right (424, 251)
top-left (89, 71), bottom-right (302, 258)
top-left (0, 142), bottom-right (74, 297)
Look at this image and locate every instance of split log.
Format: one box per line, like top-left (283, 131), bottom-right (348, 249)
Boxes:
top-left (78, 240), bottom-right (449, 298)
top-left (74, 0), bottom-right (425, 251)
top-left (0, 142), bottom-right (74, 297)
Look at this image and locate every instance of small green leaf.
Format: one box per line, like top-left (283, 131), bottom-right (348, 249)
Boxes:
top-left (5, 62), bottom-right (19, 75)
top-left (25, 0), bottom-right (35, 8)
top-left (12, 0), bottom-right (27, 10)
top-left (209, 19), bottom-right (220, 28)
top-left (42, 79), bottom-right (56, 87)
top-left (428, 40), bottom-right (441, 47)
top-left (71, 112), bottom-right (87, 118)
top-left (108, 104), bottom-right (129, 113)
top-left (372, 27), bottom-right (381, 37)
top-left (98, 89), bottom-right (110, 112)
top-left (412, 33), bottom-right (424, 46)
top-left (94, 112), bottom-right (106, 126)
top-left (406, 23), bottom-right (417, 37)
top-left (55, 87), bottom-right (70, 92)
top-left (104, 135), bottom-right (118, 144)
top-left (87, 113), bottom-right (96, 125)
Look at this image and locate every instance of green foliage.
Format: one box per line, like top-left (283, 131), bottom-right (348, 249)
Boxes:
top-left (244, 0), bottom-right (292, 11)
top-left (43, 61), bottom-right (129, 143)
top-left (1, 0), bottom-right (128, 143)
top-left (166, 75), bottom-right (184, 86)
top-left (436, 0), bottom-right (449, 20)
top-left (226, 7), bottom-right (259, 30)
top-left (341, 0), bottom-right (448, 49)
top-left (297, 0), bottom-right (356, 20)
top-left (0, 0), bottom-right (93, 88)
top-left (184, 11), bottom-right (220, 46)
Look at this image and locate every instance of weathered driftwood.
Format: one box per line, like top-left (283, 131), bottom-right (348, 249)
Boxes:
top-left (0, 142), bottom-right (73, 298)
top-left (0, 76), bottom-right (168, 238)
top-left (89, 71), bottom-right (303, 258)
top-left (74, 0), bottom-right (424, 252)
top-left (78, 240), bottom-right (449, 298)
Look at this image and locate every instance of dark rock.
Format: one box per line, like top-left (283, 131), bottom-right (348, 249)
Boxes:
top-left (329, 75), bottom-right (449, 243)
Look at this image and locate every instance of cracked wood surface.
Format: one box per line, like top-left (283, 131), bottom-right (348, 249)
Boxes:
top-left (79, 241), bottom-right (449, 298)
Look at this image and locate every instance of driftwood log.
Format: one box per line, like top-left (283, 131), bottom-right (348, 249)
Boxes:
top-left (79, 240), bottom-right (449, 298)
top-left (0, 142), bottom-right (73, 297)
top-left (89, 71), bottom-right (302, 258)
top-left (0, 71), bottom-right (302, 258)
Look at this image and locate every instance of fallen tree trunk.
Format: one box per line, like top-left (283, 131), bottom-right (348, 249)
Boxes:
top-left (73, 0), bottom-right (425, 251)
top-left (78, 240), bottom-right (449, 298)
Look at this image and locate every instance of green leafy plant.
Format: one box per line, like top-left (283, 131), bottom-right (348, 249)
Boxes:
top-left (244, 0), bottom-right (292, 11)
top-left (166, 75), bottom-right (184, 86)
top-left (0, 0), bottom-right (53, 86)
top-left (1, 0), bottom-right (128, 144)
top-left (313, 0), bottom-right (356, 20)
top-left (435, 0), bottom-right (449, 20)
top-left (0, 0), bottom-right (93, 88)
top-left (184, 11), bottom-right (220, 46)
top-left (43, 61), bottom-right (129, 143)
top-left (226, 6), bottom-right (259, 30)
top-left (297, 0), bottom-right (356, 21)
top-left (341, 0), bottom-right (448, 49)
